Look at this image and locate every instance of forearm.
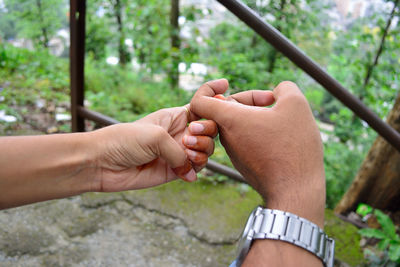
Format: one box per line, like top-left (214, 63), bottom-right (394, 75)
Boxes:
top-left (0, 133), bottom-right (96, 209)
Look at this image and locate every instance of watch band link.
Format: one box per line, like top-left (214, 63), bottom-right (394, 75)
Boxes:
top-left (250, 208), bottom-right (335, 267)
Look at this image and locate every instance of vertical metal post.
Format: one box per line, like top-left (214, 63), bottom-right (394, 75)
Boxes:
top-left (70, 0), bottom-right (86, 132)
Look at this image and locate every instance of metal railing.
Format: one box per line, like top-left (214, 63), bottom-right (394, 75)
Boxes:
top-left (69, 0), bottom-right (400, 183)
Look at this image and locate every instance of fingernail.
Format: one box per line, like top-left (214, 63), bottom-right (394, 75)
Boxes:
top-left (172, 159), bottom-right (191, 178)
top-left (189, 122), bottom-right (204, 134)
top-left (214, 94), bottom-right (226, 100)
top-left (186, 149), bottom-right (197, 160)
top-left (208, 78), bottom-right (226, 83)
top-left (183, 135), bottom-right (197, 146)
top-left (182, 169), bottom-right (197, 182)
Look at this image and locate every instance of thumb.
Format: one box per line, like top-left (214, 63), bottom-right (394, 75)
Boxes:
top-left (190, 79), bottom-right (234, 123)
top-left (153, 127), bottom-right (197, 182)
top-left (272, 81), bottom-right (305, 109)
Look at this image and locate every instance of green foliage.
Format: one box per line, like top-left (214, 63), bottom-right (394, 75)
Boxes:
top-left (86, 1), bottom-right (113, 60)
top-left (2, 0), bottom-right (67, 48)
top-left (0, 6), bottom-right (17, 40)
top-left (0, 44), bottom-right (189, 127)
top-left (323, 139), bottom-right (366, 208)
top-left (356, 203), bottom-right (373, 218)
top-left (84, 0), bottom-right (203, 89)
top-left (125, 0), bottom-right (170, 71)
top-left (84, 57), bottom-right (190, 122)
top-left (0, 44), bottom-right (69, 104)
top-left (358, 207), bottom-right (400, 264)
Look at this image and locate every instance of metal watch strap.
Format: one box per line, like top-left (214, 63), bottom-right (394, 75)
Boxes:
top-left (249, 207), bottom-right (335, 267)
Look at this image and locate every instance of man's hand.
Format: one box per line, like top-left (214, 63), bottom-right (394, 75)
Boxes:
top-left (190, 79), bottom-right (325, 227)
top-left (190, 79), bottom-right (326, 267)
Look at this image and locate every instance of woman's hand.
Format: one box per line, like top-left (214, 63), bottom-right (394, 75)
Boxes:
top-left (89, 106), bottom-right (217, 192)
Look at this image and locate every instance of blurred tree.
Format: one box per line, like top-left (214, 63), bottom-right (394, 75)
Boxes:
top-left (0, 6), bottom-right (17, 40)
top-left (85, 0), bottom-right (201, 88)
top-left (3, 0), bottom-right (66, 48)
top-left (86, 0), bottom-right (113, 60)
top-left (109, 0), bottom-right (130, 66)
top-left (362, 0), bottom-right (399, 92)
top-left (126, 0), bottom-right (170, 71)
top-left (168, 0), bottom-right (180, 89)
top-left (86, 0), bottom-right (131, 65)
top-left (125, 0), bottom-right (189, 89)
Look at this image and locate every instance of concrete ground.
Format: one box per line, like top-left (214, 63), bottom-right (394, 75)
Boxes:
top-left (0, 180), bottom-right (262, 267)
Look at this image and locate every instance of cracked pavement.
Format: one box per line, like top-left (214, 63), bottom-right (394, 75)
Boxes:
top-left (0, 180), bottom-right (262, 266)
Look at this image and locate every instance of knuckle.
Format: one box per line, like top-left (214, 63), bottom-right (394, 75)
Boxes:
top-left (275, 81), bottom-right (307, 104)
top-left (274, 81), bottom-right (300, 97)
top-left (152, 125), bottom-right (167, 139)
top-left (286, 93), bottom-right (308, 106)
top-left (158, 107), bottom-right (174, 117)
top-left (276, 80), bottom-right (299, 90)
top-left (190, 96), bottom-right (200, 111)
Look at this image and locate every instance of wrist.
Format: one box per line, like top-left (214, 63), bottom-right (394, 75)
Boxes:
top-left (244, 239), bottom-right (324, 267)
top-left (64, 131), bottom-right (100, 194)
top-left (77, 130), bottom-right (108, 193)
top-left (257, 172), bottom-right (326, 228)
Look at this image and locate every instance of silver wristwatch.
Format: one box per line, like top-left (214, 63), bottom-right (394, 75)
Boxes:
top-left (235, 206), bottom-right (335, 267)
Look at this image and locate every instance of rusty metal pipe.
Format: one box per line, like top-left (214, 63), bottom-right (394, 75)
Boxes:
top-left (70, 0), bottom-right (86, 132)
top-left (77, 106), bottom-right (120, 126)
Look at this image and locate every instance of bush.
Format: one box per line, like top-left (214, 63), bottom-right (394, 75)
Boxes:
top-left (0, 45), bottom-right (191, 125)
top-left (0, 44), bottom-right (69, 113)
top-left (84, 58), bottom-right (191, 122)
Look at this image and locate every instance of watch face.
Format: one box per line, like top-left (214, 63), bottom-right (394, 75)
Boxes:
top-left (235, 207), bottom-right (260, 266)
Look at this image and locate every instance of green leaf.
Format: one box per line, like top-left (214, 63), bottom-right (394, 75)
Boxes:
top-left (378, 238), bottom-right (390, 250)
top-left (388, 244), bottom-right (400, 262)
top-left (374, 209), bottom-right (396, 238)
top-left (359, 228), bottom-right (387, 239)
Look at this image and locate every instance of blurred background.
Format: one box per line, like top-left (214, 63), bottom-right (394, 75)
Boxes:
top-left (0, 0), bottom-right (399, 266)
